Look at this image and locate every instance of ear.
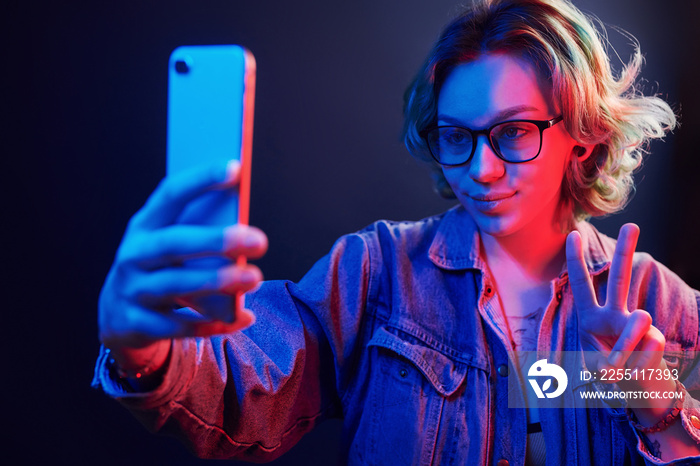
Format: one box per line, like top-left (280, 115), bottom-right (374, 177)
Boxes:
top-left (572, 144), bottom-right (596, 162)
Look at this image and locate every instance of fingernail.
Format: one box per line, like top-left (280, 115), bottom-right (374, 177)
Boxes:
top-left (239, 268), bottom-right (258, 282)
top-left (244, 230), bottom-right (264, 248)
top-left (609, 351), bottom-right (622, 367)
top-left (219, 267), bottom-right (259, 292)
top-left (224, 160), bottom-right (241, 186)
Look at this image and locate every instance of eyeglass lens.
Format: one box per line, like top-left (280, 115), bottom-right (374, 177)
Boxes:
top-left (428, 121), bottom-right (543, 165)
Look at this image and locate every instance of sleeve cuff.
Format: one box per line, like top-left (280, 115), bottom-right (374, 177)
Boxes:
top-left (91, 338), bottom-right (199, 410)
top-left (619, 394), bottom-right (700, 465)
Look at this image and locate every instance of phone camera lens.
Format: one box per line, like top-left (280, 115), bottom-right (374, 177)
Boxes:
top-left (175, 59), bottom-right (190, 74)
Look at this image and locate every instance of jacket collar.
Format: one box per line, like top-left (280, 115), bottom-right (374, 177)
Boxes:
top-left (427, 206), bottom-right (614, 276)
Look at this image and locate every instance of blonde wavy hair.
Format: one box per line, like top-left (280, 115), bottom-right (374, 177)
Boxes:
top-left (403, 0), bottom-right (676, 222)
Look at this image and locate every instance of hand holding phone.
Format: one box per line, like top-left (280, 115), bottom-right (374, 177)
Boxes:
top-left (98, 162), bottom-right (267, 352)
top-left (98, 46), bottom-right (265, 354)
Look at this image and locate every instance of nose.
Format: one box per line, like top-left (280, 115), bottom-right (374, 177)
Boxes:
top-left (468, 134), bottom-right (505, 183)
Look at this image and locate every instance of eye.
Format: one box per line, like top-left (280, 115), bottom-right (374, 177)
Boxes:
top-left (440, 128), bottom-right (471, 146)
top-left (504, 127), bottom-right (523, 138)
top-left (495, 123), bottom-right (533, 140)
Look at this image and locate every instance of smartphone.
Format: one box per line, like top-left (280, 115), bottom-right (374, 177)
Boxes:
top-left (166, 45), bottom-right (256, 321)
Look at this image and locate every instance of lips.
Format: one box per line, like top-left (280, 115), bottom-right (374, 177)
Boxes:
top-left (468, 192), bottom-right (515, 201)
top-left (467, 191), bottom-right (516, 213)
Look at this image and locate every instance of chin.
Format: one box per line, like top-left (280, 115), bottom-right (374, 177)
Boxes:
top-left (467, 209), bottom-right (519, 238)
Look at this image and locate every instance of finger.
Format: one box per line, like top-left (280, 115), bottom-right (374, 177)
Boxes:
top-left (157, 306), bottom-right (255, 338)
top-left (625, 323), bottom-right (665, 370)
top-left (218, 264), bottom-right (264, 295)
top-left (566, 230), bottom-right (598, 310)
top-left (127, 268), bottom-right (221, 305)
top-left (190, 309), bottom-right (256, 336)
top-left (130, 160), bottom-right (240, 231)
top-left (104, 299), bottom-right (257, 346)
top-left (173, 265), bottom-right (262, 323)
top-left (606, 309), bottom-right (652, 368)
top-left (128, 264), bottom-right (262, 305)
top-left (119, 224), bottom-right (268, 269)
top-left (223, 225), bottom-right (268, 260)
top-left (119, 225), bottom-right (227, 269)
top-left (606, 223), bottom-right (639, 310)
top-left (115, 307), bottom-right (254, 342)
top-left (111, 309), bottom-right (184, 344)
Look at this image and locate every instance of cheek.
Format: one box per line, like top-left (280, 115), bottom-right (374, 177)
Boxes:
top-left (531, 164), bottom-right (566, 198)
top-left (533, 138), bottom-right (573, 189)
top-left (508, 156), bottom-right (569, 204)
top-left (441, 166), bottom-right (466, 190)
top-left (545, 132), bottom-right (576, 168)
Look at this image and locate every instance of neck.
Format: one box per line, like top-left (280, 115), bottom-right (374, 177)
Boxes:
top-left (481, 213), bottom-right (571, 283)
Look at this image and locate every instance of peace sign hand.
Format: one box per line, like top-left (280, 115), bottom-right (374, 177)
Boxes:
top-left (566, 223), bottom-right (667, 391)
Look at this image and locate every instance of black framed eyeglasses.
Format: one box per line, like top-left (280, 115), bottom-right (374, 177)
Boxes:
top-left (422, 115), bottom-right (564, 166)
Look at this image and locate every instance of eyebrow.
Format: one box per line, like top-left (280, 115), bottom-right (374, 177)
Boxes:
top-left (437, 105), bottom-right (541, 127)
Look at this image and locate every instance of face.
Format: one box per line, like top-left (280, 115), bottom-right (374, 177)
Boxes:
top-left (437, 53), bottom-right (579, 238)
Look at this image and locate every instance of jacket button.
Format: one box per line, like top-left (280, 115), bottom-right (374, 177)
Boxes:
top-left (484, 285), bottom-right (494, 297)
top-left (497, 460), bottom-right (509, 466)
top-left (498, 364), bottom-right (508, 377)
top-left (691, 416), bottom-right (700, 429)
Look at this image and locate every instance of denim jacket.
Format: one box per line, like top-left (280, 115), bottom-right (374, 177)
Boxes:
top-left (94, 206), bottom-right (700, 465)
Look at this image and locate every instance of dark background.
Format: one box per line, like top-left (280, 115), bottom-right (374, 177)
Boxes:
top-left (6, 0), bottom-right (699, 464)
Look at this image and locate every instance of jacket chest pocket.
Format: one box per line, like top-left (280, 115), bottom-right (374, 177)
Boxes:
top-left (349, 325), bottom-right (490, 465)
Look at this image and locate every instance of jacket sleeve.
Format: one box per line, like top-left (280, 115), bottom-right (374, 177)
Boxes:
top-left (92, 231), bottom-right (376, 462)
top-left (614, 255), bottom-right (700, 465)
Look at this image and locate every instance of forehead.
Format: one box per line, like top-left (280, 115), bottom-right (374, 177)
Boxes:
top-left (437, 53), bottom-right (556, 126)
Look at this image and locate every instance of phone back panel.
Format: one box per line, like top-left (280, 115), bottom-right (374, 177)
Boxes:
top-left (166, 45), bottom-right (255, 226)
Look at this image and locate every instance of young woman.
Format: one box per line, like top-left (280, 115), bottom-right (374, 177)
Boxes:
top-left (95, 0), bottom-right (700, 464)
